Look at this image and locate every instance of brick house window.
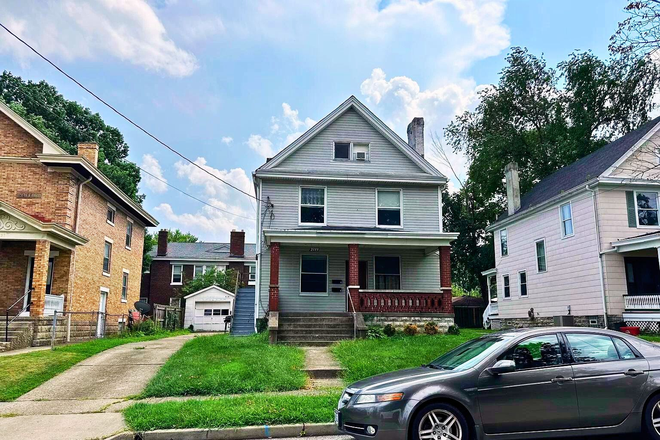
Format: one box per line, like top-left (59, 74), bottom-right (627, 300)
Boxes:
top-left (121, 270), bottom-right (129, 302)
top-left (125, 219), bottom-right (133, 249)
top-left (107, 204), bottom-right (116, 226)
top-left (103, 241), bottom-right (112, 275)
top-left (171, 265), bottom-right (183, 285)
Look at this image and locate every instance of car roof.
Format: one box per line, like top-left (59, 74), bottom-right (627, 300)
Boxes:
top-left (487, 327), bottom-right (622, 338)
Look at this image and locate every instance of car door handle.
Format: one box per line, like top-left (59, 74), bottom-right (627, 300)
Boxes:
top-left (624, 369), bottom-right (644, 377)
top-left (551, 376), bottom-right (573, 384)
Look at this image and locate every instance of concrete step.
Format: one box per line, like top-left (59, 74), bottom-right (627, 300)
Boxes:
top-left (280, 312), bottom-right (351, 317)
top-left (278, 333), bottom-right (353, 342)
top-left (304, 368), bottom-right (346, 379)
top-left (280, 340), bottom-right (342, 347)
top-left (279, 317), bottom-right (353, 325)
top-left (279, 328), bottom-right (353, 337)
top-left (279, 323), bottom-right (353, 330)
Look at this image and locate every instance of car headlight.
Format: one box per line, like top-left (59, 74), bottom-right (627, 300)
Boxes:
top-left (355, 393), bottom-right (404, 404)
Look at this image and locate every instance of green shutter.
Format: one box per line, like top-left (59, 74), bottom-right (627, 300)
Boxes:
top-left (626, 191), bottom-right (637, 227)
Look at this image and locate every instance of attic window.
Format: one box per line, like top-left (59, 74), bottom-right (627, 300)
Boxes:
top-left (334, 142), bottom-right (350, 160)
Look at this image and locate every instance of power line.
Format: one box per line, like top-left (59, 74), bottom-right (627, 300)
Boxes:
top-left (0, 21), bottom-right (270, 206)
top-left (139, 166), bottom-right (255, 221)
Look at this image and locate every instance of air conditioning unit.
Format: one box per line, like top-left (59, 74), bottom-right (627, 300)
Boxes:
top-left (355, 152), bottom-right (367, 161)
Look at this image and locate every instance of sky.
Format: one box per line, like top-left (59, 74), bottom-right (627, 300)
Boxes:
top-left (0, 0), bottom-right (629, 243)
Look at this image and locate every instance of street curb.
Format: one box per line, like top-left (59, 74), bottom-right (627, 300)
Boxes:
top-left (106, 423), bottom-right (339, 440)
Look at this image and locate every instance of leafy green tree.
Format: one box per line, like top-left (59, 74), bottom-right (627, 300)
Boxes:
top-left (0, 71), bottom-right (143, 202)
top-left (142, 229), bottom-right (199, 272)
top-left (180, 267), bottom-right (237, 297)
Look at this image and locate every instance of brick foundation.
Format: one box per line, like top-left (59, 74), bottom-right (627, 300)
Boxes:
top-left (367, 314), bottom-right (455, 332)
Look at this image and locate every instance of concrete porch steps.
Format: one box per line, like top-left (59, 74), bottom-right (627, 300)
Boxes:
top-left (277, 313), bottom-right (355, 346)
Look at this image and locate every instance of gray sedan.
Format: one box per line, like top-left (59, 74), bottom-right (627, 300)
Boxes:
top-left (336, 327), bottom-right (660, 440)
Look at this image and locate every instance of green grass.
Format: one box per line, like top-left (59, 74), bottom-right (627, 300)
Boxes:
top-left (124, 392), bottom-right (340, 431)
top-left (141, 333), bottom-right (307, 397)
top-left (333, 329), bottom-right (489, 383)
top-left (640, 334), bottom-right (660, 342)
top-left (0, 330), bottom-right (189, 402)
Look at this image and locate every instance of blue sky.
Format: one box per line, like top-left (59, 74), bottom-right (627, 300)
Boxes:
top-left (0, 0), bottom-right (628, 242)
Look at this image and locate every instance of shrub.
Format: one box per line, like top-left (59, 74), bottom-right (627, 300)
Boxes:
top-left (367, 325), bottom-right (385, 339)
top-left (447, 324), bottom-right (461, 335)
top-left (403, 324), bottom-right (418, 336)
top-left (383, 324), bottom-right (397, 337)
top-left (131, 318), bottom-right (157, 335)
top-left (256, 318), bottom-right (268, 333)
top-left (424, 321), bottom-right (439, 335)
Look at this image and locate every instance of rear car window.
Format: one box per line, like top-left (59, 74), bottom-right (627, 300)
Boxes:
top-left (566, 334), bottom-right (620, 363)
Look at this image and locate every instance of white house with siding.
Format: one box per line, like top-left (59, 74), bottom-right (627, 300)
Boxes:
top-left (253, 96), bottom-right (458, 344)
top-left (484, 116), bottom-right (660, 331)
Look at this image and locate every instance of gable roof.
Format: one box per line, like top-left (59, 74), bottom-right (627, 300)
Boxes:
top-left (0, 101), bottom-right (67, 155)
top-left (150, 242), bottom-right (257, 261)
top-left (495, 116), bottom-right (660, 224)
top-left (256, 95), bottom-right (446, 180)
top-left (183, 285), bottom-right (235, 300)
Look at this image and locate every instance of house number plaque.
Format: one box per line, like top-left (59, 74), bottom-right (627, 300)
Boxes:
top-left (16, 191), bottom-right (42, 199)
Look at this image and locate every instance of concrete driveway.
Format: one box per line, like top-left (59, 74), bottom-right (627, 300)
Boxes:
top-left (0, 333), bottom-right (197, 440)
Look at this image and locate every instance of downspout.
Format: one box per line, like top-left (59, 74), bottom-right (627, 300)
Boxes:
top-left (587, 182), bottom-right (608, 329)
top-left (69, 177), bottom-right (92, 313)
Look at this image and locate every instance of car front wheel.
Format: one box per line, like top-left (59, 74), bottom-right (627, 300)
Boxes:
top-left (644, 394), bottom-right (660, 439)
top-left (412, 402), bottom-right (470, 440)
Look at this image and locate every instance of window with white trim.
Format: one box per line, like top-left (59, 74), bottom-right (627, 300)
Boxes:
top-left (194, 265), bottom-right (206, 278)
top-left (248, 264), bottom-right (256, 281)
top-left (300, 187), bottom-right (326, 224)
top-left (519, 271), bottom-right (528, 297)
top-left (503, 275), bottom-right (510, 298)
top-left (500, 229), bottom-right (508, 256)
top-left (488, 275), bottom-right (497, 303)
top-left (560, 202), bottom-right (574, 237)
top-left (334, 142), bottom-right (350, 160)
top-left (106, 204), bottom-right (116, 225)
top-left (125, 219), bottom-right (133, 249)
top-left (375, 256), bottom-right (401, 290)
top-left (103, 241), bottom-right (112, 274)
top-left (636, 191), bottom-right (659, 226)
top-left (377, 190), bottom-right (402, 227)
top-left (352, 143), bottom-right (369, 161)
top-left (300, 255), bottom-right (328, 294)
top-left (171, 265), bottom-right (183, 285)
top-left (121, 271), bottom-right (129, 301)
top-left (536, 240), bottom-right (547, 272)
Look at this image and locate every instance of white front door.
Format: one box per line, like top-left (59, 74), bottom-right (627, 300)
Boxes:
top-left (97, 291), bottom-right (108, 337)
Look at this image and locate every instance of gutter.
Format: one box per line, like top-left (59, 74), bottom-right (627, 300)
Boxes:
top-left (69, 176), bottom-right (92, 313)
top-left (586, 182), bottom-right (608, 329)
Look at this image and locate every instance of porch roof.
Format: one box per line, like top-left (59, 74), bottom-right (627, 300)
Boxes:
top-left (263, 228), bottom-right (458, 249)
top-left (0, 201), bottom-right (88, 249)
top-left (611, 231), bottom-right (660, 253)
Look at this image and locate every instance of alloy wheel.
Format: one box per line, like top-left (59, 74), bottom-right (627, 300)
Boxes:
top-left (653, 401), bottom-right (660, 435)
top-left (418, 409), bottom-right (463, 440)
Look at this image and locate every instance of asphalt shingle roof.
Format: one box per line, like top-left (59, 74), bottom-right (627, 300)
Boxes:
top-left (498, 116), bottom-right (660, 222)
top-left (150, 242), bottom-right (256, 260)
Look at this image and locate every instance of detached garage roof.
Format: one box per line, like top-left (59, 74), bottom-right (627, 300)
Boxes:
top-left (183, 285), bottom-right (235, 300)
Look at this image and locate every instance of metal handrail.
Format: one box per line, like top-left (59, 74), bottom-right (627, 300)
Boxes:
top-left (346, 288), bottom-right (357, 339)
top-left (5, 289), bottom-right (32, 342)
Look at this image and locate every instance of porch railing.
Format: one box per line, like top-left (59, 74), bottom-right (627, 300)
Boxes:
top-left (5, 289), bottom-right (32, 342)
top-left (624, 294), bottom-right (660, 311)
top-left (358, 290), bottom-right (452, 313)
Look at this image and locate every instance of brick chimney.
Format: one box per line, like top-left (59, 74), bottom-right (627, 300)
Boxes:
top-left (505, 162), bottom-right (521, 216)
top-left (407, 117), bottom-right (424, 157)
top-left (78, 143), bottom-right (99, 167)
top-left (230, 229), bottom-right (245, 257)
top-left (157, 229), bottom-right (168, 256)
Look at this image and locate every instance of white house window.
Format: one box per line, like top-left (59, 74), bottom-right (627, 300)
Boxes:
top-left (560, 202), bottom-right (574, 237)
top-left (121, 271), bottom-right (129, 301)
top-left (125, 219), bottom-right (133, 249)
top-left (103, 241), bottom-right (112, 274)
top-left (503, 275), bottom-right (510, 298)
top-left (519, 271), bottom-right (528, 297)
top-left (636, 191), bottom-right (659, 226)
top-left (194, 265), bottom-right (206, 278)
top-left (488, 275), bottom-right (497, 303)
top-left (334, 142), bottom-right (350, 160)
top-left (353, 143), bottom-right (369, 161)
top-left (377, 190), bottom-right (402, 227)
top-left (171, 265), bottom-right (183, 285)
top-left (536, 240), bottom-right (547, 272)
top-left (248, 264), bottom-right (256, 281)
top-left (106, 204), bottom-right (116, 225)
top-left (375, 256), bottom-right (401, 290)
top-left (300, 187), bottom-right (326, 224)
top-left (500, 229), bottom-right (508, 256)
top-left (300, 255), bottom-right (327, 295)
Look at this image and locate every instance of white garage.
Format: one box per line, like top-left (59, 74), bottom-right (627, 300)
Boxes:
top-left (183, 285), bottom-right (235, 332)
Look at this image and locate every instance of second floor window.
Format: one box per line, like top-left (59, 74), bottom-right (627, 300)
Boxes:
top-left (637, 191), bottom-right (659, 226)
top-left (536, 240), bottom-right (547, 272)
top-left (171, 265), bottom-right (183, 285)
top-left (500, 229), bottom-right (508, 256)
top-left (248, 264), bottom-right (256, 281)
top-left (560, 202), bottom-right (574, 237)
top-left (377, 190), bottom-right (402, 227)
top-left (106, 204), bottom-right (116, 225)
top-left (194, 265), bottom-right (206, 278)
top-left (103, 241), bottom-right (112, 274)
top-left (126, 220), bottom-right (133, 249)
top-left (300, 187), bottom-right (325, 224)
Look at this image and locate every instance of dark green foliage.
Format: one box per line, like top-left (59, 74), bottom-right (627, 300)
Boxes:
top-left (256, 317), bottom-right (268, 333)
top-left (383, 324), bottom-right (397, 337)
top-left (129, 318), bottom-right (157, 336)
top-left (447, 324), bottom-right (461, 336)
top-left (180, 267), bottom-right (237, 296)
top-left (367, 325), bottom-right (385, 339)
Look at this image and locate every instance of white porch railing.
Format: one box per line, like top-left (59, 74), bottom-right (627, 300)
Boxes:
top-left (624, 295), bottom-right (660, 311)
top-left (44, 294), bottom-right (64, 316)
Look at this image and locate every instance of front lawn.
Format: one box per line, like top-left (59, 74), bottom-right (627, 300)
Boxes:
top-left (333, 329), bottom-right (489, 383)
top-left (640, 334), bottom-right (660, 343)
top-left (0, 330), bottom-right (189, 402)
top-left (124, 392), bottom-right (340, 431)
top-left (141, 333), bottom-right (307, 397)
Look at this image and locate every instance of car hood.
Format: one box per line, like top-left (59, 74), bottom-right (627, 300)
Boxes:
top-left (348, 367), bottom-right (459, 393)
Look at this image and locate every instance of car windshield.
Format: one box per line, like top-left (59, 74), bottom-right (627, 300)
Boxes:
top-left (428, 336), bottom-right (510, 371)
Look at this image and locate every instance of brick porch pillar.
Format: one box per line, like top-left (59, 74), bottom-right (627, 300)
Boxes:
top-left (348, 244), bottom-right (360, 312)
top-left (269, 242), bottom-right (280, 312)
top-left (31, 240), bottom-right (51, 317)
top-left (439, 246), bottom-right (453, 313)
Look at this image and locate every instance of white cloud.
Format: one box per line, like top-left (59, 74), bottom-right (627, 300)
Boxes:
top-left (140, 154), bottom-right (169, 194)
top-left (246, 135), bottom-right (275, 159)
top-left (175, 15), bottom-right (225, 43)
top-left (0, 0), bottom-right (198, 77)
top-left (155, 200), bottom-right (252, 241)
top-left (174, 157), bottom-right (253, 199)
top-left (281, 103), bottom-right (316, 131)
top-left (247, 102), bottom-right (316, 160)
top-left (221, 136), bottom-right (233, 145)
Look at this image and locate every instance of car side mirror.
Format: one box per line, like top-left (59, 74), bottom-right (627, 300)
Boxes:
top-left (488, 360), bottom-right (516, 376)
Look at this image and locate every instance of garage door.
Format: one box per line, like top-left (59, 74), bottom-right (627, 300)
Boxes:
top-left (194, 301), bottom-right (231, 331)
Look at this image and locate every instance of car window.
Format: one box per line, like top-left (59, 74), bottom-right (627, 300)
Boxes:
top-left (500, 334), bottom-right (562, 370)
top-left (612, 338), bottom-right (637, 360)
top-left (566, 334), bottom-right (620, 363)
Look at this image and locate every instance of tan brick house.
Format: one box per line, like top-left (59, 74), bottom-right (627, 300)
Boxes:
top-left (0, 101), bottom-right (157, 348)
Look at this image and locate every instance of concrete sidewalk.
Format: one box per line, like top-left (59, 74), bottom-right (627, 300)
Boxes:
top-left (0, 333), bottom-right (196, 440)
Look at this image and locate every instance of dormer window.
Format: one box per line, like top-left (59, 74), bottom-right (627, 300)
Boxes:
top-left (334, 142), bottom-right (350, 160)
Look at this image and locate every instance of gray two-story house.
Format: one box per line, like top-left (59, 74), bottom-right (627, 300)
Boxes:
top-left (253, 96), bottom-right (458, 344)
